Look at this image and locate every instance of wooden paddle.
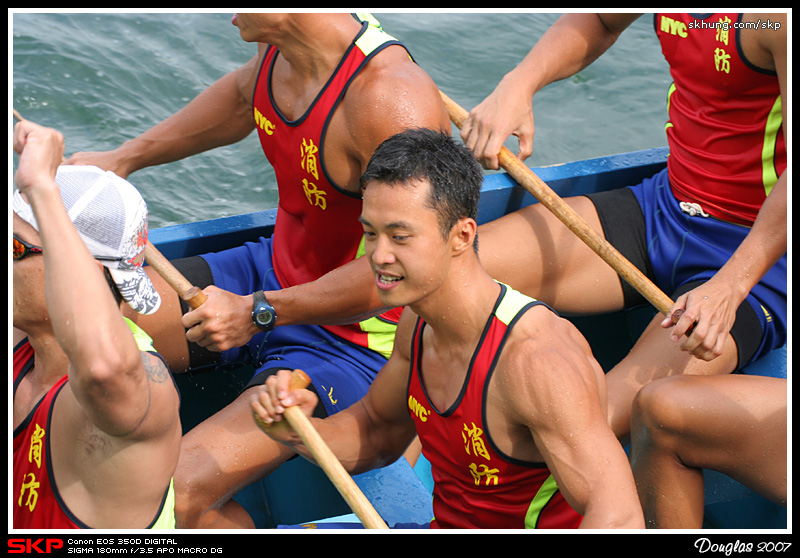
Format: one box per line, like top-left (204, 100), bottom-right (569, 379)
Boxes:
top-left (439, 90), bottom-right (676, 317)
top-left (143, 243), bottom-right (207, 309)
top-left (261, 370), bottom-right (390, 530)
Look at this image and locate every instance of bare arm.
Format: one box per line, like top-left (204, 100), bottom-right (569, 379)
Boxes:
top-left (14, 120), bottom-right (178, 440)
top-left (183, 256), bottom-right (390, 353)
top-left (66, 50), bottom-right (262, 178)
top-left (462, 13), bottom-right (642, 169)
top-left (498, 311), bottom-right (644, 528)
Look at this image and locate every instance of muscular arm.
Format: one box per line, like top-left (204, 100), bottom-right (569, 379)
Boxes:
top-left (462, 13), bottom-right (642, 168)
top-left (14, 122), bottom-right (178, 440)
top-left (497, 310), bottom-right (644, 528)
top-left (268, 253), bottom-right (389, 327)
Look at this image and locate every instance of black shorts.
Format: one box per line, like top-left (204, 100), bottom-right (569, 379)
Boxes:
top-left (586, 187), bottom-right (763, 369)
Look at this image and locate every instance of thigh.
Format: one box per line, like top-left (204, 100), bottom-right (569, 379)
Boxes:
top-left (175, 388), bottom-right (296, 509)
top-left (478, 195), bottom-right (626, 314)
top-left (639, 374), bottom-right (787, 504)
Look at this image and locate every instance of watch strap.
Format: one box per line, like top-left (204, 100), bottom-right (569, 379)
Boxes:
top-left (252, 290), bottom-right (276, 332)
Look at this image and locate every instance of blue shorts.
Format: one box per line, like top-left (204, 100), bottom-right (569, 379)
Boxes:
top-left (589, 168), bottom-right (787, 369)
top-left (179, 236), bottom-right (387, 417)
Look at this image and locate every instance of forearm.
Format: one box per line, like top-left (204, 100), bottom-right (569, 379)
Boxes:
top-left (712, 173), bottom-right (787, 301)
top-left (284, 401), bottom-right (407, 475)
top-left (186, 256), bottom-right (388, 353)
top-left (581, 500), bottom-right (645, 529)
top-left (579, 448), bottom-right (645, 529)
top-left (258, 365), bottom-right (416, 475)
top-left (268, 257), bottom-right (389, 327)
top-left (564, 445), bottom-right (645, 529)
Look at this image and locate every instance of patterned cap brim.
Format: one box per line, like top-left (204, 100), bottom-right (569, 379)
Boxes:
top-left (107, 266), bottom-right (162, 315)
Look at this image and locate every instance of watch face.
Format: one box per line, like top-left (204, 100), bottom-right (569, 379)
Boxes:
top-left (256, 308), bottom-right (274, 326)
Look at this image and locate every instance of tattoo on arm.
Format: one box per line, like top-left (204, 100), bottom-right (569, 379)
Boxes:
top-left (142, 352), bottom-right (169, 384)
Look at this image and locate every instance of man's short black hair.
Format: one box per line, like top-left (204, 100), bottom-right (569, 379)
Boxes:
top-left (360, 128), bottom-right (483, 250)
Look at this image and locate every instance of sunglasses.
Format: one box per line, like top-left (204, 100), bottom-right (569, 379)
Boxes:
top-left (13, 234), bottom-right (42, 260)
top-left (13, 234), bottom-right (126, 263)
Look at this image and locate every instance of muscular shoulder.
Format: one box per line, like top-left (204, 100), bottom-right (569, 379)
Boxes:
top-left (740, 13), bottom-right (787, 73)
top-left (341, 45), bottom-right (450, 151)
top-left (501, 306), bottom-right (593, 370)
top-left (493, 306), bottom-right (604, 423)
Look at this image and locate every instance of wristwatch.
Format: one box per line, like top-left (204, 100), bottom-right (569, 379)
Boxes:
top-left (251, 290), bottom-right (277, 332)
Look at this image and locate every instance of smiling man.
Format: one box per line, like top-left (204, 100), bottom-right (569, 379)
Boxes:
top-left (250, 128), bottom-right (643, 529)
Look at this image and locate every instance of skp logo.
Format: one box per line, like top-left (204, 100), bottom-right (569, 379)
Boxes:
top-left (9, 538), bottom-right (64, 554)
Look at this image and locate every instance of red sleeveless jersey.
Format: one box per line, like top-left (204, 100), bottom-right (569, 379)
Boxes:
top-left (13, 334), bottom-right (176, 529)
top-left (655, 13), bottom-right (785, 226)
top-left (13, 341), bottom-right (83, 529)
top-left (252, 16), bottom-right (405, 355)
top-left (407, 284), bottom-right (583, 529)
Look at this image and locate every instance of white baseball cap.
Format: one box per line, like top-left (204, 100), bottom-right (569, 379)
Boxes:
top-left (13, 165), bottom-right (161, 315)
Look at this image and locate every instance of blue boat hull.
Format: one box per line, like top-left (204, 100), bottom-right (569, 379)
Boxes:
top-left (149, 148), bottom-right (787, 529)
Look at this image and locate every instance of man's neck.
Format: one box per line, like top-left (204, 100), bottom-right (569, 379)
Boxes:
top-left (13, 331), bottom-right (69, 429)
top-left (272, 14), bottom-right (361, 76)
top-left (23, 332), bottom-right (70, 385)
top-left (412, 265), bottom-right (501, 349)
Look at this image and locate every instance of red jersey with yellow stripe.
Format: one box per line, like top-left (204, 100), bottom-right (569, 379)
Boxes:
top-left (655, 13), bottom-right (785, 226)
top-left (407, 284), bottom-right (583, 529)
top-left (13, 323), bottom-right (176, 529)
top-left (251, 14), bottom-right (404, 357)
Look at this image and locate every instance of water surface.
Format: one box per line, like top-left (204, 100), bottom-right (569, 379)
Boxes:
top-left (12, 11), bottom-right (671, 228)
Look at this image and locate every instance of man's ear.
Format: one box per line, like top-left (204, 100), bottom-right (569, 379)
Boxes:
top-left (450, 217), bottom-right (477, 256)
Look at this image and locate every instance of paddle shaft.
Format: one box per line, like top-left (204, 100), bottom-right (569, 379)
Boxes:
top-left (282, 371), bottom-right (389, 529)
top-left (143, 242), bottom-right (207, 309)
top-left (440, 91), bottom-right (676, 316)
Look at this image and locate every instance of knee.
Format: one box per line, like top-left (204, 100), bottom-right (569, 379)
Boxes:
top-left (630, 376), bottom-right (692, 450)
top-left (172, 464), bottom-right (207, 529)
